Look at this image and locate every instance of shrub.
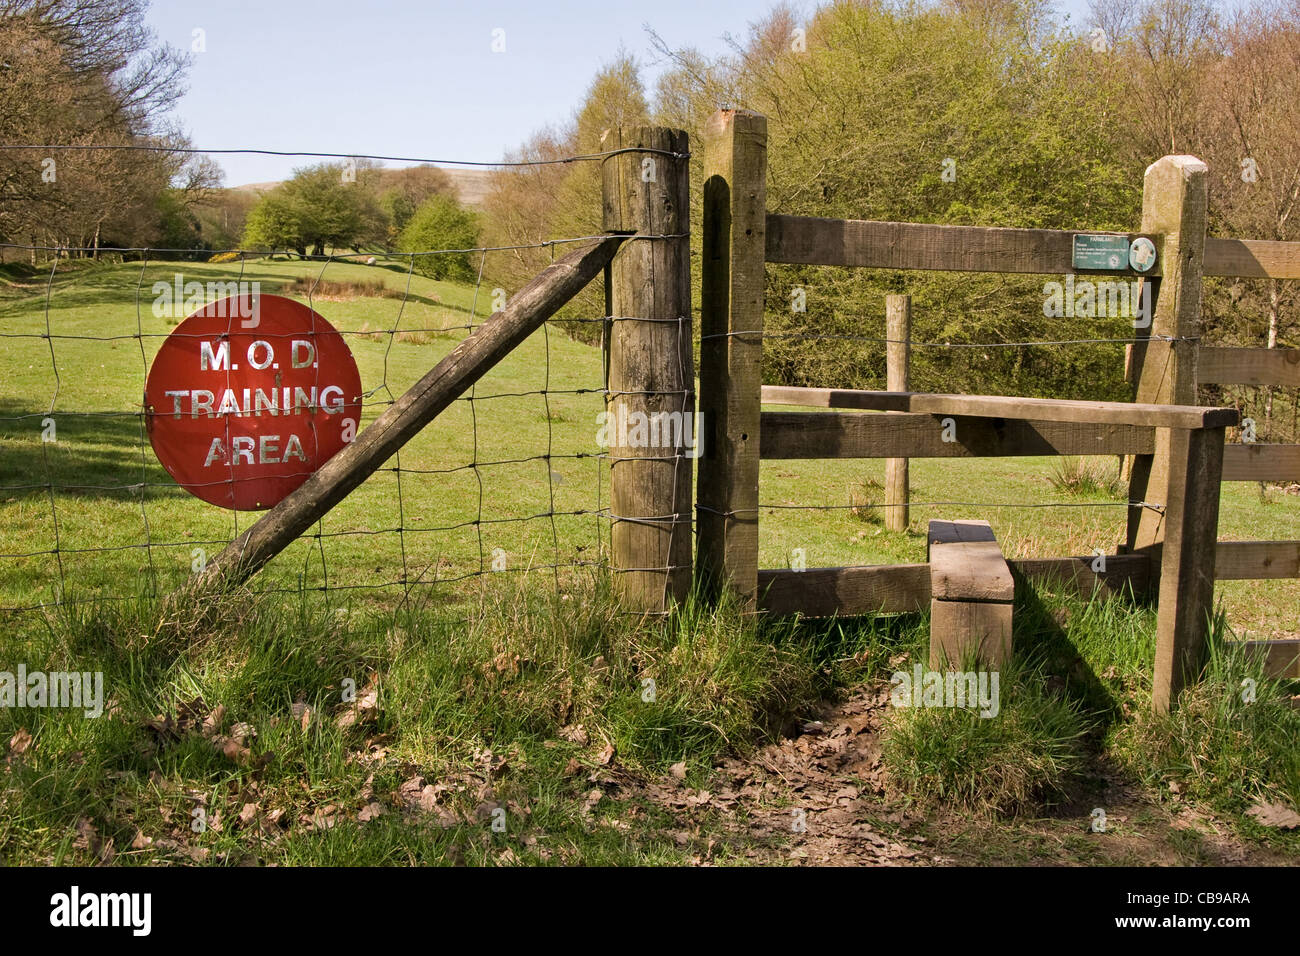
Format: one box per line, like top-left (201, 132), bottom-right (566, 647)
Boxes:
top-left (397, 196), bottom-right (480, 283)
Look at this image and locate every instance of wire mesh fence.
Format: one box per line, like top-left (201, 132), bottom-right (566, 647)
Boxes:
top-left (0, 237), bottom-right (636, 616)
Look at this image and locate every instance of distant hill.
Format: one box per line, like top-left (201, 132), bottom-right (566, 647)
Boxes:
top-left (230, 167), bottom-right (494, 210)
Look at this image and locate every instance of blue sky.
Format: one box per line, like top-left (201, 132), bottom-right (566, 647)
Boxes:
top-left (144, 0), bottom-right (1097, 187)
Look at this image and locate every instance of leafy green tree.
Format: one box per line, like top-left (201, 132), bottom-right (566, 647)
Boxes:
top-left (397, 195), bottom-right (480, 282)
top-left (241, 192), bottom-right (304, 256)
top-left (240, 161), bottom-right (384, 256)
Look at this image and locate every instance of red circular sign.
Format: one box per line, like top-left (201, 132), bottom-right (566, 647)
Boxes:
top-left (145, 293), bottom-right (363, 511)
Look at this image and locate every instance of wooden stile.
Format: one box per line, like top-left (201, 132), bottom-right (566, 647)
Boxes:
top-left (761, 411), bottom-right (1155, 459)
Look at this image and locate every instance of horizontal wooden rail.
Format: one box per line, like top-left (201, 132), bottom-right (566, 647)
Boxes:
top-left (758, 564), bottom-right (930, 616)
top-left (761, 411), bottom-right (1154, 459)
top-left (1221, 443), bottom-right (1300, 481)
top-left (765, 215), bottom-right (1159, 275)
top-left (758, 554), bottom-right (1150, 617)
top-left (1215, 541), bottom-right (1300, 579)
top-left (1204, 238), bottom-right (1300, 279)
top-left (764, 215), bottom-right (1300, 279)
top-left (1199, 346), bottom-right (1300, 387)
top-left (1239, 640), bottom-right (1300, 679)
top-left (762, 386), bottom-right (1238, 430)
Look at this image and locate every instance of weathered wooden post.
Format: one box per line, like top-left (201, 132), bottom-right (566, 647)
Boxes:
top-left (697, 110), bottom-right (767, 608)
top-left (1126, 155), bottom-right (1208, 566)
top-left (1153, 424), bottom-right (1226, 712)
top-left (601, 126), bottom-right (694, 612)
top-left (1125, 154), bottom-right (1217, 712)
top-left (885, 294), bottom-right (911, 533)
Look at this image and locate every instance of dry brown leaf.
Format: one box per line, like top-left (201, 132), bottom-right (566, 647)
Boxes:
top-left (237, 802), bottom-right (259, 827)
top-left (201, 705), bottom-right (226, 738)
top-left (1245, 801), bottom-right (1300, 829)
top-left (7, 727), bottom-right (32, 758)
top-left (560, 724), bottom-right (589, 746)
top-left (357, 802), bottom-right (384, 823)
top-left (596, 743), bottom-right (616, 766)
top-left (669, 761), bottom-right (687, 780)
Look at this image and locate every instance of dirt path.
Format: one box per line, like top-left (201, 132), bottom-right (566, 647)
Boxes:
top-left (618, 682), bottom-right (1298, 866)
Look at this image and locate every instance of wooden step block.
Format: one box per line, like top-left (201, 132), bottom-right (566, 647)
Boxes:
top-left (928, 520), bottom-right (1014, 668)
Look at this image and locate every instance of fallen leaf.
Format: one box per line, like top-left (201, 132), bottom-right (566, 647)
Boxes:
top-left (237, 802), bottom-right (259, 827)
top-left (201, 705), bottom-right (226, 738)
top-left (1245, 801), bottom-right (1300, 829)
top-left (561, 724), bottom-right (589, 746)
top-left (7, 727), bottom-right (32, 758)
top-left (357, 802), bottom-right (384, 823)
top-left (669, 761), bottom-right (687, 781)
top-left (596, 742), bottom-right (616, 766)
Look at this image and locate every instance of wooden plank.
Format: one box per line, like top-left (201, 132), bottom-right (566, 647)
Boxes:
top-left (1222, 443), bottom-right (1300, 481)
top-left (765, 214), bottom-right (1160, 275)
top-left (927, 520), bottom-right (1014, 602)
top-left (602, 126), bottom-right (694, 611)
top-left (885, 294), bottom-right (910, 532)
top-left (761, 411), bottom-right (1154, 459)
top-left (1127, 155), bottom-right (1208, 570)
top-left (1214, 541), bottom-right (1300, 579)
top-left (757, 555), bottom-right (1151, 617)
top-left (761, 385), bottom-right (1236, 430)
top-left (697, 109), bottom-right (767, 608)
top-left (1012, 554), bottom-right (1151, 597)
top-left (1238, 640), bottom-right (1300, 679)
top-left (757, 564), bottom-right (930, 617)
top-left (1153, 425), bottom-right (1225, 714)
top-left (1199, 346), bottom-right (1300, 387)
top-left (187, 236), bottom-right (625, 592)
top-left (1204, 237), bottom-right (1300, 279)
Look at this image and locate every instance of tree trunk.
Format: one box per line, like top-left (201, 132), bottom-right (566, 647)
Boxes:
top-left (1265, 279), bottom-right (1279, 429)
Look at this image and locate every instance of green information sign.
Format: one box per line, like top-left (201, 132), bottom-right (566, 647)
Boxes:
top-left (1072, 234), bottom-right (1131, 271)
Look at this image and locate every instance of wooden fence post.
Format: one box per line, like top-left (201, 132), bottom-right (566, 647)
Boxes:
top-left (697, 109), bottom-right (768, 608)
top-left (885, 294), bottom-right (911, 532)
top-left (1152, 424), bottom-right (1226, 712)
top-left (1126, 156), bottom-right (1208, 571)
top-left (601, 126), bottom-right (694, 613)
top-left (1125, 154), bottom-right (1216, 712)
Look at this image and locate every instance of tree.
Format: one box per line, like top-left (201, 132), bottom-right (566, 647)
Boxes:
top-left (240, 161), bottom-right (384, 257)
top-left (376, 164), bottom-right (453, 245)
top-left (480, 53), bottom-right (649, 340)
top-left (397, 195), bottom-right (480, 282)
top-left (0, 0), bottom-right (195, 254)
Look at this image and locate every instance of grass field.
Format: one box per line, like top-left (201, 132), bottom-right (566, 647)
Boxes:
top-left (0, 256), bottom-right (1296, 866)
